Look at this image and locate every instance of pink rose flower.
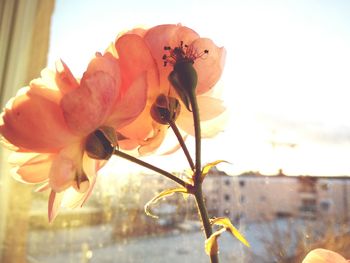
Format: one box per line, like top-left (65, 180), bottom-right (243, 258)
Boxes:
top-left (108, 24), bottom-right (226, 154)
top-left (302, 249), bottom-right (350, 263)
top-left (0, 52), bottom-right (147, 221)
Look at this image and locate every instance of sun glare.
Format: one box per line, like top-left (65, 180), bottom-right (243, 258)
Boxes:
top-left (48, 0), bottom-right (350, 176)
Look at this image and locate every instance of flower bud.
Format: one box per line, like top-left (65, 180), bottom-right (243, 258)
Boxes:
top-left (168, 62), bottom-right (198, 111)
top-left (85, 126), bottom-right (117, 160)
top-left (150, 94), bottom-right (181, 124)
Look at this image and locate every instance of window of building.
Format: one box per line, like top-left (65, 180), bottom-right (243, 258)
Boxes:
top-left (320, 200), bottom-right (331, 211)
top-left (240, 195), bottom-right (245, 203)
top-left (320, 183), bottom-right (329, 191)
top-left (239, 180), bottom-right (245, 187)
top-left (302, 198), bottom-right (316, 206)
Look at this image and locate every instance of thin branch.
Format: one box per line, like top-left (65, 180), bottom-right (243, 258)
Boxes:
top-left (168, 120), bottom-right (195, 170)
top-left (113, 149), bottom-right (189, 188)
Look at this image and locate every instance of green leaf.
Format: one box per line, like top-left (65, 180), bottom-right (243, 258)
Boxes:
top-left (211, 217), bottom-right (250, 247)
top-left (144, 187), bottom-right (188, 218)
top-left (205, 228), bottom-right (226, 255)
top-left (201, 160), bottom-right (229, 181)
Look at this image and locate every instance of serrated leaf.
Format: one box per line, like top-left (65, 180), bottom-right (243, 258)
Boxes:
top-left (144, 187), bottom-right (188, 218)
top-left (201, 160), bottom-right (229, 181)
top-left (211, 217), bottom-right (250, 247)
top-left (205, 228), bottom-right (226, 255)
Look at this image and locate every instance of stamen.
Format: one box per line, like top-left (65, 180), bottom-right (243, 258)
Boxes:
top-left (162, 41), bottom-right (209, 67)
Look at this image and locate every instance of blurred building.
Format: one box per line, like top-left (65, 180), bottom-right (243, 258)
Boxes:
top-left (130, 169), bottom-right (350, 224)
top-left (203, 168), bottom-right (350, 223)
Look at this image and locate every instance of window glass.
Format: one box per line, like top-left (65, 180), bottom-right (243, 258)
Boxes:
top-left (1, 1), bottom-right (350, 262)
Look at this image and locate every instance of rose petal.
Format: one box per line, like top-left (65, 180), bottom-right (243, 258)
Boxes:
top-left (61, 154), bottom-right (100, 208)
top-left (115, 33), bottom-right (156, 96)
top-left (191, 38), bottom-right (226, 94)
top-left (117, 138), bottom-right (140, 151)
top-left (302, 249), bottom-right (348, 263)
top-left (144, 24), bottom-right (199, 70)
top-left (176, 95), bottom-right (226, 137)
top-left (144, 24), bottom-right (199, 95)
top-left (49, 143), bottom-right (83, 192)
top-left (79, 154), bottom-right (100, 206)
top-left (35, 182), bottom-right (50, 192)
top-left (0, 91), bottom-right (76, 152)
top-left (55, 59), bottom-right (79, 94)
top-left (138, 123), bottom-right (167, 155)
top-left (197, 96), bottom-right (225, 121)
top-left (85, 53), bottom-right (121, 87)
top-left (29, 68), bottom-right (62, 104)
top-left (117, 107), bottom-right (154, 145)
top-left (106, 73), bottom-right (148, 129)
top-left (49, 154), bottom-right (76, 193)
top-left (12, 153), bottom-right (53, 184)
top-left (61, 71), bottom-right (118, 135)
top-left (48, 190), bottom-right (64, 223)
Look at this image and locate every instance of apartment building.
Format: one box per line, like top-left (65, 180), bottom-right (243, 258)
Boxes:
top-left (112, 169), bottom-right (350, 225)
top-left (203, 169), bottom-right (350, 223)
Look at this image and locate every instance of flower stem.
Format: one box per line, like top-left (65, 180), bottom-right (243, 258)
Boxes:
top-left (189, 90), bottom-right (219, 263)
top-left (113, 149), bottom-right (188, 188)
top-left (194, 185), bottom-right (219, 263)
top-left (189, 91), bottom-right (202, 184)
top-left (168, 120), bottom-right (195, 171)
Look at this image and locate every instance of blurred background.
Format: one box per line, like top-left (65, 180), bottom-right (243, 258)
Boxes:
top-left (0, 0), bottom-right (350, 262)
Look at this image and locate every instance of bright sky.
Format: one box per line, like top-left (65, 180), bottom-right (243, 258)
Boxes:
top-left (49, 0), bottom-right (350, 176)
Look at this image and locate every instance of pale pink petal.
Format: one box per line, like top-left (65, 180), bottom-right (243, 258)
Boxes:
top-left (28, 81), bottom-right (62, 104)
top-left (302, 249), bottom-right (348, 263)
top-left (115, 33), bottom-right (157, 96)
top-left (197, 96), bottom-right (225, 121)
top-left (60, 187), bottom-right (86, 209)
top-left (49, 143), bottom-right (83, 192)
top-left (0, 136), bottom-right (19, 151)
top-left (55, 59), bottom-right (79, 94)
top-left (177, 105), bottom-right (227, 138)
top-left (105, 42), bottom-right (118, 58)
top-left (138, 124), bottom-right (167, 155)
top-left (160, 135), bottom-right (188, 155)
top-left (191, 38), bottom-right (226, 95)
top-left (122, 27), bottom-right (147, 38)
top-left (78, 155), bottom-right (101, 207)
top-left (61, 71), bottom-right (118, 135)
top-left (199, 116), bottom-right (227, 138)
top-left (49, 154), bottom-right (76, 193)
top-left (144, 24), bottom-right (199, 70)
top-left (117, 138), bottom-right (140, 151)
top-left (12, 153), bottom-right (53, 184)
top-left (0, 91), bottom-right (76, 152)
top-left (63, 154), bottom-right (100, 208)
top-left (117, 108), bottom-right (154, 145)
top-left (48, 190), bottom-right (64, 223)
top-left (106, 73), bottom-right (148, 129)
top-left (85, 53), bottom-right (121, 87)
top-left (176, 95), bottom-right (226, 137)
top-left (144, 24), bottom-right (199, 95)
top-left (35, 182), bottom-right (50, 192)
top-left (29, 68), bottom-right (63, 104)
top-left (8, 152), bottom-right (42, 165)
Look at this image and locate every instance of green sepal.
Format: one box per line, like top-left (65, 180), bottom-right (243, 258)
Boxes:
top-left (168, 62), bottom-right (198, 111)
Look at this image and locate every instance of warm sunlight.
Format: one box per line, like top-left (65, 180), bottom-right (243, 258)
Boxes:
top-left (2, 1), bottom-right (350, 263)
top-left (48, 0), bottom-right (350, 176)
